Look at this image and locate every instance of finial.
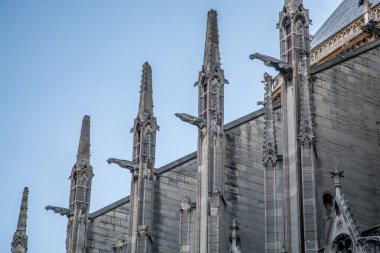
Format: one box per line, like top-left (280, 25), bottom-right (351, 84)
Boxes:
top-left (229, 218), bottom-right (241, 253)
top-left (203, 9), bottom-right (221, 68)
top-left (261, 72), bottom-right (278, 166)
top-left (138, 62), bottom-right (153, 115)
top-left (329, 166), bottom-right (344, 196)
top-left (11, 187), bottom-right (29, 253)
top-left (77, 115), bottom-right (90, 163)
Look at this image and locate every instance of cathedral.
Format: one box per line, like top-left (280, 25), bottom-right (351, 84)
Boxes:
top-left (10, 0), bottom-right (380, 252)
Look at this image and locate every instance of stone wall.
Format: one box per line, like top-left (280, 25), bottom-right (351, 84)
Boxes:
top-left (153, 155), bottom-right (198, 253)
top-left (223, 106), bottom-right (283, 252)
top-left (88, 197), bottom-right (130, 253)
top-left (311, 43), bottom-right (380, 246)
top-left (87, 106), bottom-right (278, 253)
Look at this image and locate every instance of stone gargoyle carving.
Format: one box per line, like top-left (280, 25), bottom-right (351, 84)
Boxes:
top-left (181, 196), bottom-right (192, 211)
top-left (107, 158), bottom-right (139, 178)
top-left (107, 158), bottom-right (136, 171)
top-left (113, 240), bottom-right (127, 249)
top-left (137, 224), bottom-right (149, 236)
top-left (361, 19), bottom-right (380, 36)
top-left (137, 224), bottom-right (154, 243)
top-left (175, 113), bottom-right (206, 128)
top-left (45, 205), bottom-right (71, 217)
top-left (249, 52), bottom-right (293, 80)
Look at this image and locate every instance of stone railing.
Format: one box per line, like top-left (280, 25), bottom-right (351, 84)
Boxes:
top-left (311, 18), bottom-right (365, 65)
top-left (311, 4), bottom-right (380, 65)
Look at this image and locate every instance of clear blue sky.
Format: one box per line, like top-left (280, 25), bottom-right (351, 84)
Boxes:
top-left (0, 1), bottom-right (341, 252)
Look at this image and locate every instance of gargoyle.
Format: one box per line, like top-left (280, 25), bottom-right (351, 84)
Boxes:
top-left (361, 20), bottom-right (380, 36)
top-left (113, 240), bottom-right (127, 249)
top-left (249, 52), bottom-right (293, 80)
top-left (107, 158), bottom-right (136, 173)
top-left (137, 224), bottom-right (154, 243)
top-left (45, 205), bottom-right (71, 217)
top-left (175, 113), bottom-right (206, 128)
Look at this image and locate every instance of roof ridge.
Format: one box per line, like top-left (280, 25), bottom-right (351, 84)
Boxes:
top-left (89, 196), bottom-right (130, 219)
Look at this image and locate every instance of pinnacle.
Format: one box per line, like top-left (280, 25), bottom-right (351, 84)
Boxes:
top-left (138, 62), bottom-right (154, 115)
top-left (16, 187), bottom-right (29, 231)
top-left (77, 115), bottom-right (90, 163)
top-left (203, 9), bottom-right (221, 68)
top-left (12, 187), bottom-right (29, 253)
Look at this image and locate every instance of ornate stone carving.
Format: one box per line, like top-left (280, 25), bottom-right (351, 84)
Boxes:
top-left (250, 53), bottom-right (293, 80)
top-left (45, 205), bottom-right (71, 217)
top-left (329, 166), bottom-right (344, 190)
top-left (361, 19), bottom-right (380, 36)
top-left (181, 196), bottom-right (193, 211)
top-left (311, 15), bottom-right (369, 65)
top-left (175, 113), bottom-right (206, 128)
top-left (137, 224), bottom-right (149, 236)
top-left (137, 224), bottom-right (154, 244)
top-left (113, 240), bottom-right (127, 250)
top-left (297, 51), bottom-right (315, 144)
top-left (229, 218), bottom-right (241, 253)
top-left (107, 158), bottom-right (138, 177)
top-left (260, 73), bottom-right (278, 166)
top-left (324, 167), bottom-right (368, 253)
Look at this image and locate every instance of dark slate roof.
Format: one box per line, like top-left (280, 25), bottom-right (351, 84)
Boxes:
top-left (311, 0), bottom-right (380, 48)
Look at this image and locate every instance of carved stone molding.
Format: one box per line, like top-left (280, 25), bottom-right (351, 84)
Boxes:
top-left (297, 51), bottom-right (315, 144)
top-left (259, 73), bottom-right (278, 166)
top-left (229, 218), bottom-right (241, 253)
top-left (311, 4), bottom-right (380, 65)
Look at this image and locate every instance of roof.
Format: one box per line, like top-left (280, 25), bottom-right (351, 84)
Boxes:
top-left (311, 0), bottom-right (380, 48)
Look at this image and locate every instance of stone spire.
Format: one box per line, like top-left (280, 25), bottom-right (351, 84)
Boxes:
top-left (46, 115), bottom-right (93, 253)
top-left (138, 62), bottom-right (153, 116)
top-left (176, 10), bottom-right (227, 253)
top-left (106, 62), bottom-right (158, 253)
top-left (66, 115), bottom-right (93, 253)
top-left (76, 115), bottom-right (90, 164)
top-left (11, 187), bottom-right (29, 253)
top-left (203, 9), bottom-right (221, 69)
top-left (128, 62), bottom-right (158, 253)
